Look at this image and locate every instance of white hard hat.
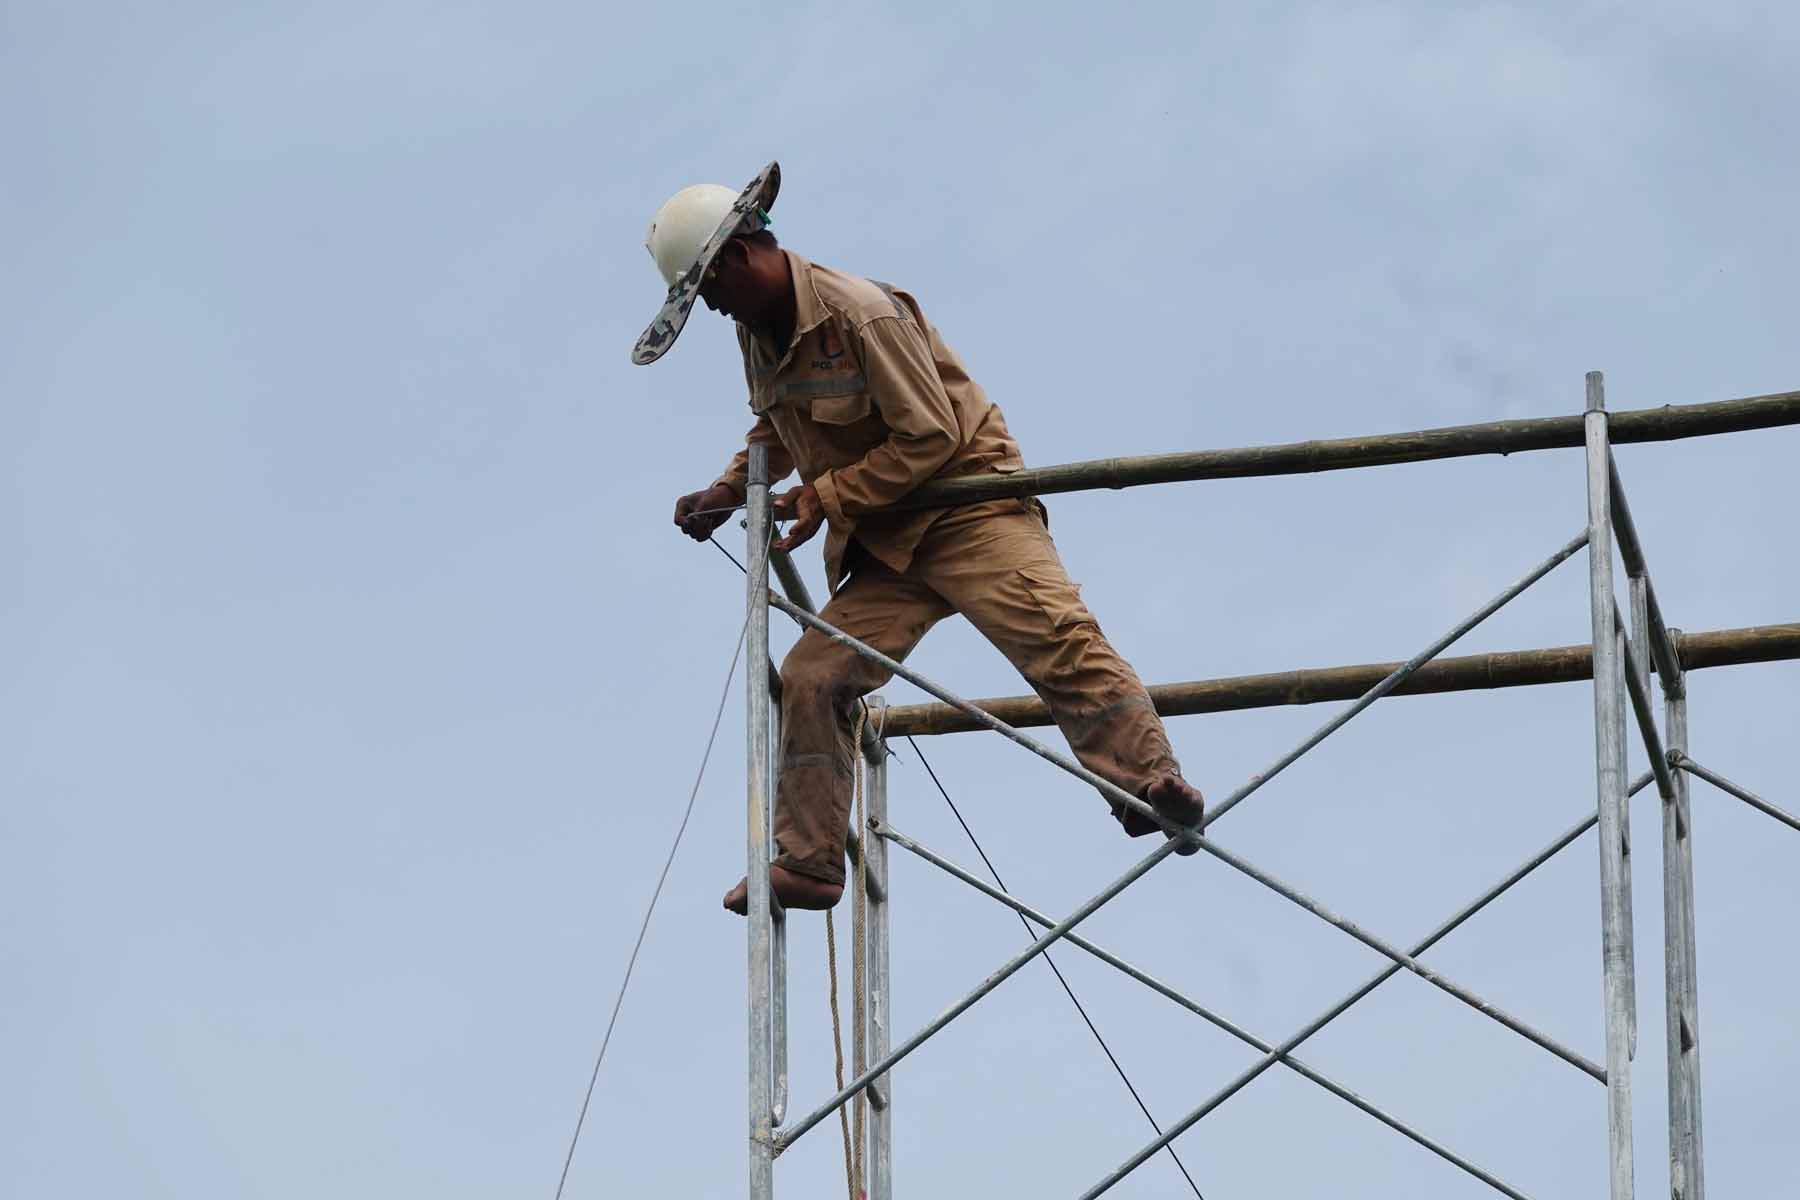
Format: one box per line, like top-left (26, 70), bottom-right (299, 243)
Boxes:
top-left (645, 184), bottom-right (739, 287)
top-left (631, 161), bottom-right (780, 366)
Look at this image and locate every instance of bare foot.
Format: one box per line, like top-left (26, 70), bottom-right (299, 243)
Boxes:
top-left (723, 864), bottom-right (845, 915)
top-left (1144, 773), bottom-right (1206, 855)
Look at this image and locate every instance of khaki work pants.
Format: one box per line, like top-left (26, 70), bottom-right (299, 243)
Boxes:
top-left (773, 498), bottom-right (1181, 886)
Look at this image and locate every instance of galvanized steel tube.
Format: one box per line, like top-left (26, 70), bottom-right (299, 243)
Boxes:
top-left (769, 701), bottom-right (788, 1127)
top-left (1586, 372), bottom-right (1636, 1200)
top-left (865, 725), bottom-right (893, 1200)
top-left (769, 547), bottom-right (817, 615)
top-left (1616, 602), bottom-right (1677, 800)
top-left (1609, 455), bottom-right (1684, 692)
top-left (1614, 628), bottom-right (1638, 1058)
top-left (1673, 755), bottom-right (1800, 835)
top-left (744, 446), bottom-right (776, 1199)
top-left (845, 826), bottom-right (886, 904)
top-left (1661, 647), bottom-right (1705, 1199)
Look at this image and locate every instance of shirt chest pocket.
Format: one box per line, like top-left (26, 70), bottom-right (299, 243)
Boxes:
top-left (776, 375), bottom-right (872, 425)
top-left (808, 391), bottom-right (872, 425)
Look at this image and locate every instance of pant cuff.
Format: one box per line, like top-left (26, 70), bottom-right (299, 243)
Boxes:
top-left (772, 852), bottom-right (845, 888)
top-left (1108, 757), bottom-right (1184, 836)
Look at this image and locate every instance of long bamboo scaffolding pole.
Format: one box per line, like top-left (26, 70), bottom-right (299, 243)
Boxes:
top-left (886, 389), bottom-right (1800, 511)
top-left (883, 621), bottom-right (1800, 736)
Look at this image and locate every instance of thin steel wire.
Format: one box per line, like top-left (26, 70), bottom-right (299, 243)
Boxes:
top-left (709, 535), bottom-right (747, 574)
top-left (551, 619), bottom-right (748, 1200)
top-left (907, 735), bottom-right (1206, 1200)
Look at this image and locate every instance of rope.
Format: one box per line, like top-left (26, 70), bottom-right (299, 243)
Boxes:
top-left (551, 619), bottom-right (747, 1200)
top-left (825, 908), bottom-right (855, 1200)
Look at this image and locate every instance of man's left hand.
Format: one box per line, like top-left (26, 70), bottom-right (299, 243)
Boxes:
top-left (771, 484), bottom-right (824, 554)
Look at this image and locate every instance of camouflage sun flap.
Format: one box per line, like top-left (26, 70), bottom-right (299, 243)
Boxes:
top-left (630, 160), bottom-right (781, 366)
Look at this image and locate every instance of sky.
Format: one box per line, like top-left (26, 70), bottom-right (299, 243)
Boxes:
top-left (4, 2), bottom-right (1797, 1197)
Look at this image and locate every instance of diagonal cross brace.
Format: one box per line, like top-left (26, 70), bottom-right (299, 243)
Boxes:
top-left (1673, 754), bottom-right (1800, 834)
top-left (769, 530), bottom-right (1589, 1153)
top-left (877, 818), bottom-right (1539, 1200)
top-left (1195, 832), bottom-right (1605, 1081)
top-left (1077, 773), bottom-right (1654, 1199)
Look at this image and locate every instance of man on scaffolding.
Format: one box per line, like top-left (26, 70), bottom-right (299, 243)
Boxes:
top-left (632, 162), bottom-right (1206, 914)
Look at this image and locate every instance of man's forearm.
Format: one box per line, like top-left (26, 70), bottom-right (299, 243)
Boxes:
top-left (813, 430), bottom-right (957, 526)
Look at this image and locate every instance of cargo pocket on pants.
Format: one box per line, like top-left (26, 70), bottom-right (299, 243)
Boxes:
top-left (1016, 563), bottom-right (1091, 631)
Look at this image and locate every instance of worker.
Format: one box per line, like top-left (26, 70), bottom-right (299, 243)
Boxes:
top-left (633, 162), bottom-right (1206, 915)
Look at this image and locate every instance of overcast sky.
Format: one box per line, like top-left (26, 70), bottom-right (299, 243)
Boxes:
top-left (5, 3), bottom-right (1796, 1197)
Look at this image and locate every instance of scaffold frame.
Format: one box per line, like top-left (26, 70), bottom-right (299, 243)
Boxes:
top-left (739, 376), bottom-right (1800, 1200)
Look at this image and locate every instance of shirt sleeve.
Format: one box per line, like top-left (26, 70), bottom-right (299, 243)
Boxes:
top-left (812, 314), bottom-right (959, 525)
top-left (712, 413), bottom-right (796, 499)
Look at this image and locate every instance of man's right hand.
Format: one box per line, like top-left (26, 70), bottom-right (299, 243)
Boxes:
top-left (673, 482), bottom-right (742, 542)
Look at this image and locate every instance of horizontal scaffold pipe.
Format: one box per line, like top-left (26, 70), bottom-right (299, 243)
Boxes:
top-left (883, 621), bottom-right (1800, 737)
top-left (886, 389), bottom-right (1800, 511)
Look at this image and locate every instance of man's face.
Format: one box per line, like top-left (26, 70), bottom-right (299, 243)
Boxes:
top-left (699, 241), bottom-right (752, 320)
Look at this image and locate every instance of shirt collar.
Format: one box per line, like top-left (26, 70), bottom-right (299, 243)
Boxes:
top-left (785, 250), bottom-right (829, 343)
top-left (744, 251), bottom-right (828, 371)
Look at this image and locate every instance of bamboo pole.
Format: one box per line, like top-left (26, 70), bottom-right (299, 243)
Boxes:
top-left (882, 621), bottom-right (1800, 736)
top-left (886, 390), bottom-right (1800, 511)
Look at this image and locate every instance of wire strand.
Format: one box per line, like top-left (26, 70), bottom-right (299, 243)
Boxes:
top-left (905, 736), bottom-right (1206, 1200)
top-left (552, 618), bottom-right (749, 1200)
top-left (708, 535), bottom-right (747, 574)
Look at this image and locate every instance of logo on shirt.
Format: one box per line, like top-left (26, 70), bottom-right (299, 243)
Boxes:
top-left (811, 325), bottom-right (850, 371)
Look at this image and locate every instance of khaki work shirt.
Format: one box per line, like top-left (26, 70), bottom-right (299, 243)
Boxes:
top-left (713, 251), bottom-right (1025, 591)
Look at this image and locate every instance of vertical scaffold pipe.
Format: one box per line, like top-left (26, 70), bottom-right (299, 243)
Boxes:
top-left (1662, 632), bottom-right (1706, 1199)
top-left (865, 717), bottom-right (893, 1200)
top-left (1585, 371), bottom-right (1636, 1199)
top-left (1615, 627), bottom-right (1638, 1047)
top-left (770, 702), bottom-right (788, 1126)
top-left (746, 445), bottom-right (776, 1200)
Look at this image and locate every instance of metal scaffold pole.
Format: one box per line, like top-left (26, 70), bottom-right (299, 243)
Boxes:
top-left (1661, 630), bottom-right (1705, 1199)
top-left (745, 445), bottom-right (776, 1200)
top-left (865, 721), bottom-right (894, 1200)
top-left (769, 693), bottom-right (789, 1127)
top-left (1585, 371), bottom-right (1636, 1199)
top-left (1614, 435), bottom-right (1709, 1200)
